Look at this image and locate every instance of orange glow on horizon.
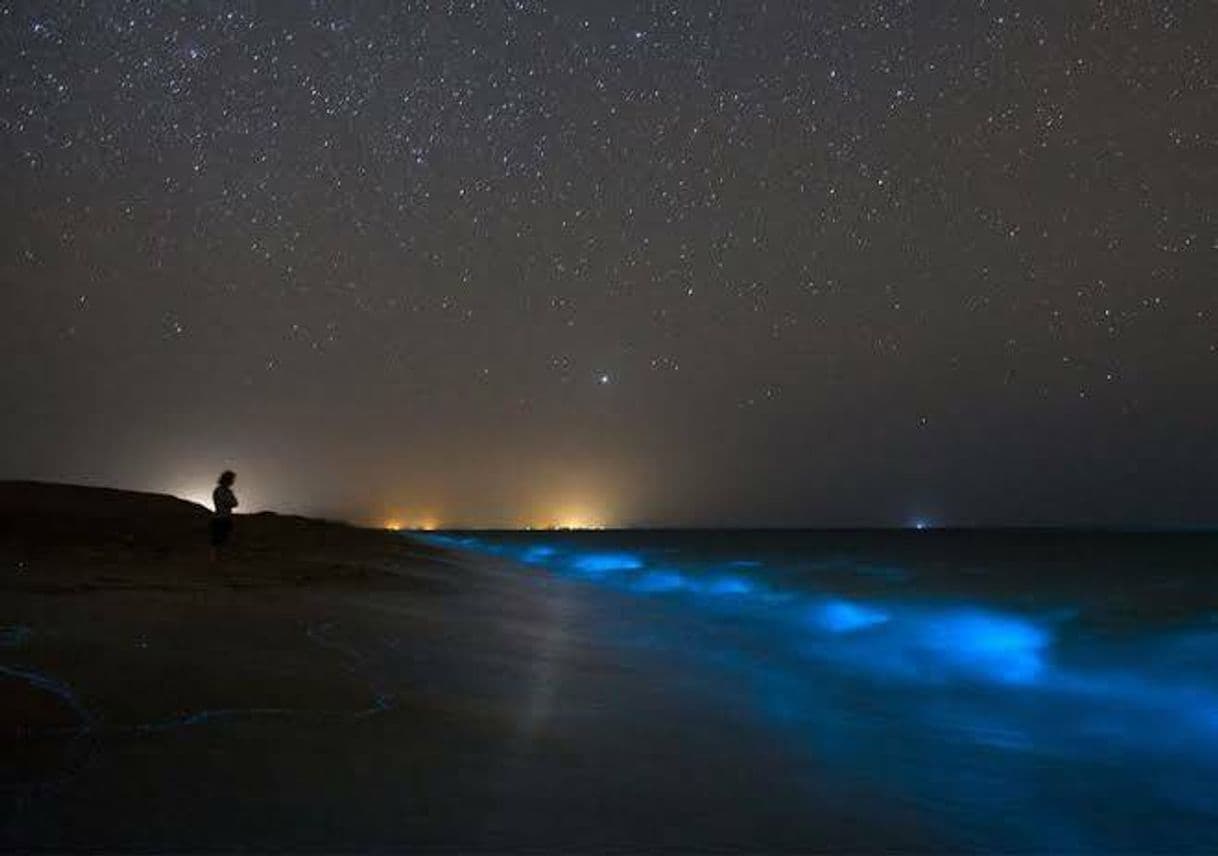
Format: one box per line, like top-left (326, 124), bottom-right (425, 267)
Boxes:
top-left (539, 505), bottom-right (609, 531)
top-left (381, 513), bottom-right (440, 532)
top-left (380, 495), bottom-right (619, 532)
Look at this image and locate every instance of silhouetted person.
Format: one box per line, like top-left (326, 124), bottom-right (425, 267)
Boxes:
top-left (210, 470), bottom-right (238, 561)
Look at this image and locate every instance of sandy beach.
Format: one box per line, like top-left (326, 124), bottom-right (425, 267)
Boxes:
top-left (4, 482), bottom-right (894, 852)
top-left (0, 483), bottom-right (513, 847)
top-left (0, 486), bottom-right (580, 846)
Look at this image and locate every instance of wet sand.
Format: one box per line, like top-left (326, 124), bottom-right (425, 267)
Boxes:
top-left (1, 483), bottom-right (915, 852)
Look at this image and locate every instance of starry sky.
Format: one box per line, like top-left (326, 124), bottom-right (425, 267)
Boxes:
top-left (1, 1), bottom-right (1215, 528)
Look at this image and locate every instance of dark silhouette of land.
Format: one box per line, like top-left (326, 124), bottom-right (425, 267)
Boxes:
top-left (0, 480), bottom-right (450, 593)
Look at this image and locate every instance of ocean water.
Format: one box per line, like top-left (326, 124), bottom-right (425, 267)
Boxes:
top-left (421, 529), bottom-right (1218, 852)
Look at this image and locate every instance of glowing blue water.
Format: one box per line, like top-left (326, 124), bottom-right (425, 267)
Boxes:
top-left (422, 530), bottom-right (1218, 852)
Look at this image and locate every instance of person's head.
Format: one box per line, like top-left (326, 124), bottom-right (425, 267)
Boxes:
top-left (218, 470), bottom-right (236, 487)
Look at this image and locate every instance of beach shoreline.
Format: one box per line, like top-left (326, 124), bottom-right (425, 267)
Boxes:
top-left (2, 482), bottom-right (892, 852)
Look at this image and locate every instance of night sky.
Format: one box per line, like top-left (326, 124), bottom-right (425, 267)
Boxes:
top-left (2, 2), bottom-right (1214, 528)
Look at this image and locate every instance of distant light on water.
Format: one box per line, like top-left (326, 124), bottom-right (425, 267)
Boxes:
top-left (545, 507), bottom-right (608, 530)
top-left (381, 514), bottom-right (439, 531)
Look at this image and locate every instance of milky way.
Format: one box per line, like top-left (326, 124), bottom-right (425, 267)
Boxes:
top-left (1, 2), bottom-right (1214, 526)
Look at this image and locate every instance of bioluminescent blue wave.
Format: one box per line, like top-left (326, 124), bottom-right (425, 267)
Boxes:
top-left (628, 569), bottom-right (687, 593)
top-left (568, 552), bottom-right (644, 576)
top-left (805, 599), bottom-right (891, 633)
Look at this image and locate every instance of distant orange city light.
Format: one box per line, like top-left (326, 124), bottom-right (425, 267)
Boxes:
top-left (382, 515), bottom-right (439, 532)
top-left (541, 507), bottom-right (607, 530)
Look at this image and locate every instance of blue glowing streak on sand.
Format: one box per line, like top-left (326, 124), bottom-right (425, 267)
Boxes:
top-left (0, 663), bottom-right (95, 732)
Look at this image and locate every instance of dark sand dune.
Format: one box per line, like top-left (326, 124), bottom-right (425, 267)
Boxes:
top-left (0, 480), bottom-right (452, 592)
